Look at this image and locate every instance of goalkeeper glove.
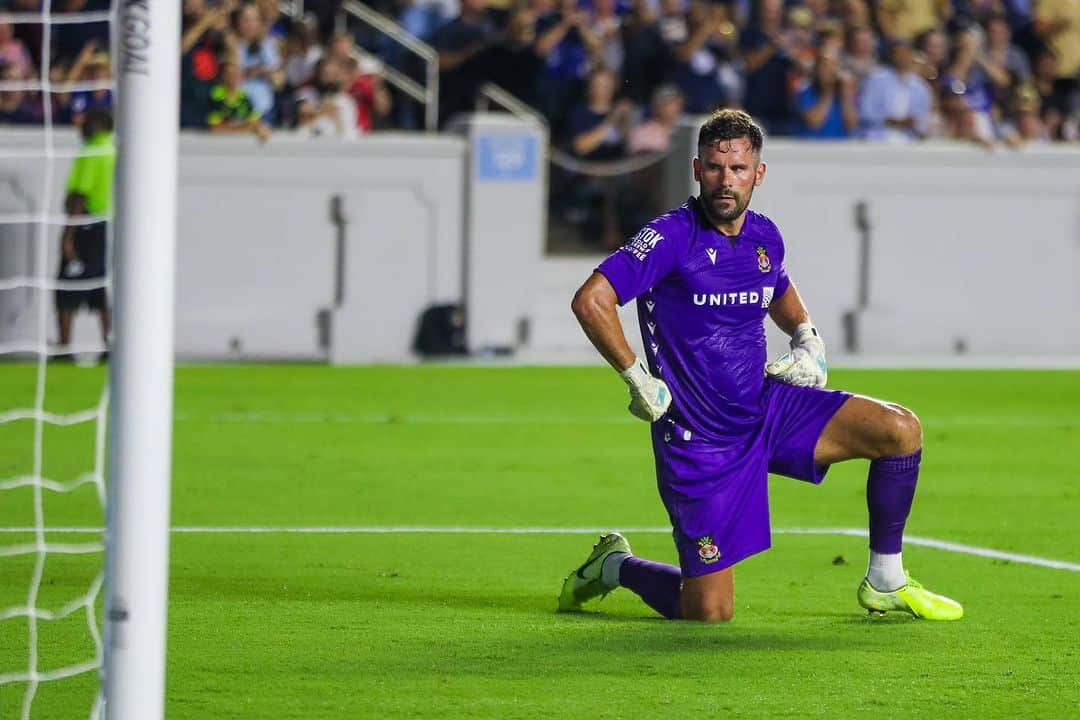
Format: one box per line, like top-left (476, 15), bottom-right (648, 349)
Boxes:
top-left (765, 323), bottom-right (828, 388)
top-left (619, 356), bottom-right (672, 422)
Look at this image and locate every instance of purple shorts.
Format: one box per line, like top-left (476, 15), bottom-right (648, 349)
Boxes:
top-left (651, 379), bottom-right (851, 578)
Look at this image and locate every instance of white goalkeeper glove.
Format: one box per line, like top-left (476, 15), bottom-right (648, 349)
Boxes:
top-left (766, 323), bottom-right (828, 388)
top-left (619, 356), bottom-right (672, 422)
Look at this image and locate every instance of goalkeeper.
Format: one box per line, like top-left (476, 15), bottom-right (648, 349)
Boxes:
top-left (559, 109), bottom-right (962, 622)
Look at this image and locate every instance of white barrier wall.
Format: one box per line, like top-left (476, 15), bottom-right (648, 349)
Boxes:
top-left (0, 130), bottom-right (465, 361)
top-left (2, 126), bottom-right (1078, 365)
top-left (532, 135), bottom-right (1080, 366)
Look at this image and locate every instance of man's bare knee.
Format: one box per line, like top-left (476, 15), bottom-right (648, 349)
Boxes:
top-left (880, 405), bottom-right (922, 457)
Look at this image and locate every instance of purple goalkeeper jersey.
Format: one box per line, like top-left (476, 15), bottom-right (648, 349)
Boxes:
top-left (597, 197), bottom-right (791, 441)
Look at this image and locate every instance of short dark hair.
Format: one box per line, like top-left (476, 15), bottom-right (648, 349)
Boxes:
top-left (698, 109), bottom-right (764, 153)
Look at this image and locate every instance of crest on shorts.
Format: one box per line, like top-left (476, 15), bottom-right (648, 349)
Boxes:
top-left (697, 536), bottom-right (720, 564)
top-left (756, 245), bottom-right (771, 273)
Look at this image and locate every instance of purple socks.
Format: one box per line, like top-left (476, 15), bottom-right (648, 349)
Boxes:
top-left (866, 449), bottom-right (921, 554)
top-left (619, 556), bottom-right (683, 619)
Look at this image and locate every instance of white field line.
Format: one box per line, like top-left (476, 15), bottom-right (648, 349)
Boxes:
top-left (171, 411), bottom-right (1077, 428)
top-left (0, 526), bottom-right (1076, 572)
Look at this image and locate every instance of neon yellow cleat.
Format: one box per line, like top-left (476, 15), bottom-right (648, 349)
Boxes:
top-left (557, 532), bottom-right (631, 612)
top-left (858, 576), bottom-right (964, 620)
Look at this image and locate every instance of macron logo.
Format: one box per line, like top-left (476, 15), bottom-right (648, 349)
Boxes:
top-left (706, 248), bottom-right (717, 265)
top-left (623, 227), bottom-right (664, 261)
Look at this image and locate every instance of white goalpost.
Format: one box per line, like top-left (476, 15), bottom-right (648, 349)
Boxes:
top-left (0, 0), bottom-right (178, 717)
top-left (103, 0), bottom-right (179, 718)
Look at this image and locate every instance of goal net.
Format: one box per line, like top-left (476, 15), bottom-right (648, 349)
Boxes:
top-left (0, 1), bottom-right (178, 718)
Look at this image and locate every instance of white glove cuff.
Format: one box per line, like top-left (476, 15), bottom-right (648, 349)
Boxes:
top-left (792, 323), bottom-right (820, 346)
top-left (619, 356), bottom-right (651, 390)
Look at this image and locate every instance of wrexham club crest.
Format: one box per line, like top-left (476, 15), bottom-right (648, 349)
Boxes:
top-left (755, 245), bottom-right (771, 273)
top-left (697, 536), bottom-right (720, 564)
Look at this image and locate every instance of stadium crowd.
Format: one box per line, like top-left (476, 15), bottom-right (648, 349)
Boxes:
top-left (0, 0), bottom-right (1077, 148)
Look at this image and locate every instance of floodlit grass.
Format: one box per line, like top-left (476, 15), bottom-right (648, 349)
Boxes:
top-left (1, 365), bottom-right (1078, 718)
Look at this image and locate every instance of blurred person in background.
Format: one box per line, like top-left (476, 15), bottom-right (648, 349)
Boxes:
top-left (534, 0), bottom-right (601, 134)
top-left (984, 13), bottom-right (1031, 83)
top-left (1000, 83), bottom-right (1051, 146)
top-left (431, 0), bottom-right (499, 126)
top-left (874, 0), bottom-right (951, 41)
top-left (1030, 50), bottom-right (1077, 140)
top-left (796, 47), bottom-right (859, 138)
top-left (484, 7), bottom-right (544, 107)
top-left (588, 0), bottom-right (626, 75)
top-left (181, 0), bottom-right (234, 128)
top-left (913, 27), bottom-right (947, 83)
top-left (844, 23), bottom-right (880, 83)
top-left (568, 65), bottom-right (634, 248)
top-left (280, 21), bottom-right (322, 95)
top-left (858, 38), bottom-right (932, 141)
top-left (933, 77), bottom-right (995, 148)
top-left (740, 0), bottom-right (799, 135)
top-left (68, 45), bottom-right (112, 128)
top-left (235, 1), bottom-right (283, 123)
top-left (939, 28), bottom-right (1004, 143)
top-left (1034, 0), bottom-right (1079, 122)
top-left (255, 0), bottom-right (288, 40)
top-left (344, 55), bottom-right (392, 132)
top-left (569, 65), bottom-right (633, 160)
top-left (619, 0), bottom-right (669, 106)
top-left (55, 108), bottom-right (113, 360)
top-left (656, 0), bottom-right (688, 46)
top-left (0, 61), bottom-right (43, 124)
top-left (0, 21), bottom-right (32, 78)
top-left (53, 0), bottom-right (110, 62)
top-left (207, 59), bottom-right (271, 141)
top-left (294, 58), bottom-right (357, 138)
top-left (628, 83), bottom-right (684, 153)
top-left (670, 2), bottom-right (741, 114)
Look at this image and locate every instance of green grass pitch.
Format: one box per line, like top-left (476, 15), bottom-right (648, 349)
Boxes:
top-left (1, 365), bottom-right (1078, 718)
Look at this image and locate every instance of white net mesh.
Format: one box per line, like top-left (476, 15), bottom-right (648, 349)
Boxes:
top-left (0, 3), bottom-right (114, 718)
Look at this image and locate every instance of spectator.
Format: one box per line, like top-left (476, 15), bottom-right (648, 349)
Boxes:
top-left (628, 83), bottom-right (684, 153)
top-left (939, 29), bottom-right (1002, 142)
top-left (656, 0), bottom-right (688, 46)
top-left (875, 0), bottom-right (951, 42)
top-left (281, 21), bottom-right (322, 92)
top-left (670, 2), bottom-right (741, 114)
top-left (255, 0), bottom-right (288, 40)
top-left (740, 0), bottom-right (799, 135)
top-left (207, 60), bottom-right (270, 141)
top-left (399, 0), bottom-right (454, 43)
top-left (0, 62), bottom-right (44, 124)
top-left (0, 22), bottom-right (33, 78)
top-left (1000, 83), bottom-right (1051, 146)
top-left (1031, 50), bottom-right (1077, 140)
top-left (796, 48), bottom-right (859, 138)
top-left (934, 78), bottom-right (994, 148)
top-left (913, 27), bottom-right (947, 83)
top-left (485, 7), bottom-right (545, 107)
top-left (844, 23), bottom-right (880, 83)
top-left (53, 0), bottom-right (110, 63)
top-left (620, 0), bottom-right (669, 106)
top-left (431, 0), bottom-right (498, 126)
top-left (1033, 0), bottom-right (1079, 117)
top-left (235, 2), bottom-right (283, 123)
top-left (344, 56), bottom-right (393, 132)
top-left (858, 38), bottom-right (932, 141)
top-left (294, 58), bottom-right (357, 138)
top-left (588, 0), bottom-right (626, 74)
top-left (567, 66), bottom-right (634, 248)
top-left (69, 47), bottom-right (112, 128)
top-left (55, 108), bottom-right (114, 361)
top-left (984, 13), bottom-right (1031, 84)
top-left (181, 0), bottom-right (234, 128)
top-left (568, 65), bottom-right (633, 159)
top-left (534, 0), bottom-right (601, 132)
